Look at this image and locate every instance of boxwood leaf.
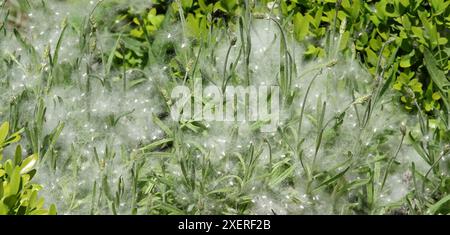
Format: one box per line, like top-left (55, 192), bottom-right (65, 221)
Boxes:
top-left (19, 154), bottom-right (38, 175)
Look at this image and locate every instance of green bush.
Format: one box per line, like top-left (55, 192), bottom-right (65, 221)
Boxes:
top-left (286, 0), bottom-right (450, 114)
top-left (0, 122), bottom-right (56, 215)
top-left (114, 0), bottom-right (449, 114)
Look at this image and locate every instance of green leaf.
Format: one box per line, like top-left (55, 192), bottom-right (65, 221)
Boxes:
top-left (432, 92), bottom-right (441, 100)
top-left (13, 145), bottom-right (22, 166)
top-left (365, 48), bottom-right (378, 66)
top-left (424, 48), bottom-right (450, 92)
top-left (401, 16), bottom-right (411, 30)
top-left (220, 0), bottom-right (236, 12)
top-left (8, 167), bottom-right (21, 196)
top-left (102, 175), bottom-right (114, 201)
top-left (4, 160), bottom-right (13, 176)
top-left (0, 122), bottom-right (9, 146)
top-left (339, 31), bottom-right (350, 51)
top-left (393, 82), bottom-right (402, 91)
top-left (369, 38), bottom-right (382, 51)
top-left (152, 113), bottom-right (173, 137)
top-left (399, 0), bottom-right (410, 7)
top-left (350, 0), bottom-right (361, 19)
top-left (181, 0), bottom-right (193, 9)
top-left (400, 56), bottom-right (411, 68)
top-left (157, 202), bottom-right (185, 215)
top-left (49, 204), bottom-right (57, 215)
top-left (106, 35), bottom-right (122, 77)
top-left (19, 154), bottom-right (38, 175)
top-left (411, 27), bottom-right (426, 44)
top-left (438, 37), bottom-right (448, 45)
top-left (198, 0), bottom-right (210, 12)
top-left (130, 28), bottom-right (143, 38)
top-left (428, 194), bottom-right (450, 214)
top-left (127, 78), bottom-right (147, 89)
top-left (313, 166), bottom-right (350, 192)
top-left (0, 202), bottom-right (8, 215)
top-left (52, 17), bottom-right (68, 66)
top-left (293, 13), bottom-right (309, 41)
top-left (431, 0), bottom-right (450, 15)
top-left (418, 11), bottom-right (438, 46)
top-left (13, 28), bottom-right (37, 57)
top-left (408, 132), bottom-right (430, 164)
top-left (345, 178), bottom-right (371, 191)
top-left (269, 165), bottom-right (295, 187)
top-left (148, 9), bottom-right (164, 27)
top-left (0, 179), bottom-right (3, 198)
top-left (139, 138), bottom-right (173, 152)
top-left (369, 15), bottom-right (381, 27)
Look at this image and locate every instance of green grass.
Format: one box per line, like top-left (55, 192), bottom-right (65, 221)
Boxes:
top-left (0, 0), bottom-right (449, 215)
